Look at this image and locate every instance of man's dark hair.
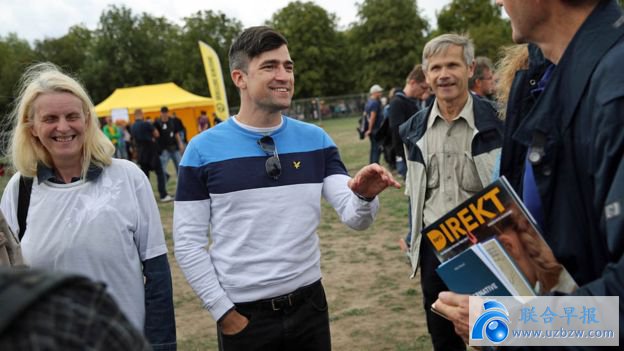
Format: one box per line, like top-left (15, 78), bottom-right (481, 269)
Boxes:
top-left (469, 56), bottom-right (494, 89)
top-left (406, 64), bottom-right (426, 83)
top-left (228, 26), bottom-right (288, 73)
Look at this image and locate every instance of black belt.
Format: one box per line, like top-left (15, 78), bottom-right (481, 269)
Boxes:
top-left (236, 280), bottom-right (322, 312)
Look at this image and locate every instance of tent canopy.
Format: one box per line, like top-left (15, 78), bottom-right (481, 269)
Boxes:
top-left (95, 82), bottom-right (214, 117)
top-left (95, 82), bottom-right (219, 140)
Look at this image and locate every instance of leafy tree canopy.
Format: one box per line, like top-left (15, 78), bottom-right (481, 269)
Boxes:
top-left (175, 10), bottom-right (242, 106)
top-left (268, 1), bottom-right (345, 97)
top-left (351, 0), bottom-right (429, 91)
top-left (435, 0), bottom-right (513, 60)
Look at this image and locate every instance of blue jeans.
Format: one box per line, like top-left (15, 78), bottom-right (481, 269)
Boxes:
top-left (369, 136), bottom-right (381, 164)
top-left (218, 280), bottom-right (331, 351)
top-left (117, 142), bottom-right (128, 160)
top-left (160, 149), bottom-right (180, 177)
top-left (396, 159), bottom-right (407, 178)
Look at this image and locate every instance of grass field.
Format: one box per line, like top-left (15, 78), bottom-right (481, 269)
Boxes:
top-left (1, 116), bottom-right (433, 350)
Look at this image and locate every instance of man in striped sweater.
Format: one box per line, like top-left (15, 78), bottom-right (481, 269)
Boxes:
top-left (173, 26), bottom-right (400, 351)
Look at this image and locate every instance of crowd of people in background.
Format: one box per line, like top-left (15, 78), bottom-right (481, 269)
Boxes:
top-left (98, 105), bottom-right (224, 202)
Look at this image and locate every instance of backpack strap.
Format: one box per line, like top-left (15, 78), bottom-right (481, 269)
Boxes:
top-left (17, 176), bottom-right (33, 241)
top-left (0, 268), bottom-right (84, 333)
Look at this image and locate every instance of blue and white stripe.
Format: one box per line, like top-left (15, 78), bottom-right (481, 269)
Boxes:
top-left (173, 116), bottom-right (378, 321)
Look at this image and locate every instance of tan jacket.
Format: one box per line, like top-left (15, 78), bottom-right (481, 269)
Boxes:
top-left (399, 97), bottom-right (502, 278)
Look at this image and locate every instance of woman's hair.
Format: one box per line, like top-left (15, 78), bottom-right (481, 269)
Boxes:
top-left (510, 208), bottom-right (563, 293)
top-left (7, 62), bottom-right (114, 178)
top-left (494, 44), bottom-right (530, 120)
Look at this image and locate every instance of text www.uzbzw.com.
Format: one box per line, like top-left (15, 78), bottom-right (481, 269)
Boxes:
top-left (511, 328), bottom-right (616, 339)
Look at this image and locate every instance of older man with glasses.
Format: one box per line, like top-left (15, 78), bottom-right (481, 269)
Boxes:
top-left (173, 26), bottom-right (400, 351)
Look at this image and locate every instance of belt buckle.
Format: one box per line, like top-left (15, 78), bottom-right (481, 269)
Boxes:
top-left (271, 293), bottom-right (294, 311)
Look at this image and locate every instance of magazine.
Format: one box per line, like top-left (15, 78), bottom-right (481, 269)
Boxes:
top-left (436, 239), bottom-right (516, 295)
top-left (423, 176), bottom-right (577, 296)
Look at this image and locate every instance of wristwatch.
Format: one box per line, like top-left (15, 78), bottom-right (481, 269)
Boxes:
top-left (354, 192), bottom-right (375, 202)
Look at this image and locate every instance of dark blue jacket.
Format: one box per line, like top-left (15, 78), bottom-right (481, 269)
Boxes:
top-left (503, 1), bottom-right (624, 346)
top-left (399, 95), bottom-right (503, 158)
top-left (499, 44), bottom-right (549, 192)
top-left (388, 91), bottom-right (421, 158)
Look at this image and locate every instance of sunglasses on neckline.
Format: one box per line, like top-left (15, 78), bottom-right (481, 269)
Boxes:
top-left (257, 135), bottom-right (281, 180)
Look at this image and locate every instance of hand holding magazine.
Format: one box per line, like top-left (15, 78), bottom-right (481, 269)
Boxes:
top-left (423, 176), bottom-right (577, 301)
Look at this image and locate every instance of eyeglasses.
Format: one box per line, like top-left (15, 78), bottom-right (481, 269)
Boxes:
top-left (257, 135), bottom-right (281, 180)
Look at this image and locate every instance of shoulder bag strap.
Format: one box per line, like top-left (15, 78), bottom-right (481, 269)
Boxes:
top-left (17, 176), bottom-right (33, 241)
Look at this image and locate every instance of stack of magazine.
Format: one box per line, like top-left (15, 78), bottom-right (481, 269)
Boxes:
top-left (423, 177), bottom-right (577, 298)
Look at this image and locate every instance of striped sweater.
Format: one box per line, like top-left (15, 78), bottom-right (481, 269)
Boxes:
top-left (173, 116), bottom-right (379, 320)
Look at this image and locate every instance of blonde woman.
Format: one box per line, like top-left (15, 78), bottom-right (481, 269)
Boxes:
top-left (0, 63), bottom-right (176, 350)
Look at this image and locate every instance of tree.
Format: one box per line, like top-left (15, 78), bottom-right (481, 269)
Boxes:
top-left (0, 35), bottom-right (36, 116)
top-left (175, 10), bottom-right (242, 107)
top-left (34, 25), bottom-right (92, 77)
top-left (334, 28), bottom-right (361, 95)
top-left (435, 0), bottom-right (512, 60)
top-left (267, 1), bottom-right (347, 98)
top-left (437, 0), bottom-right (501, 32)
top-left (351, 0), bottom-right (429, 92)
top-left (0, 34), bottom-right (36, 151)
top-left (82, 5), bottom-right (179, 103)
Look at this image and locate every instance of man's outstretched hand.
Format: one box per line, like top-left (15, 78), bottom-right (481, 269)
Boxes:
top-left (347, 163), bottom-right (401, 199)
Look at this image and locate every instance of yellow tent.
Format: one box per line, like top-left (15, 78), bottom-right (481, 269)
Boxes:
top-left (95, 82), bottom-right (221, 140)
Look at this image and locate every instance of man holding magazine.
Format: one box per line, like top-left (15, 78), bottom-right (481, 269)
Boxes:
top-left (398, 33), bottom-right (503, 351)
top-left (434, 0), bottom-right (624, 348)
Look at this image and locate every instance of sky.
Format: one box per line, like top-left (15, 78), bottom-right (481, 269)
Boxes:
top-left (0, 0), bottom-right (453, 44)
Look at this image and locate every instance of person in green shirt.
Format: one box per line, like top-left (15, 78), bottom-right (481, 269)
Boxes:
top-left (102, 116), bottom-right (122, 158)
